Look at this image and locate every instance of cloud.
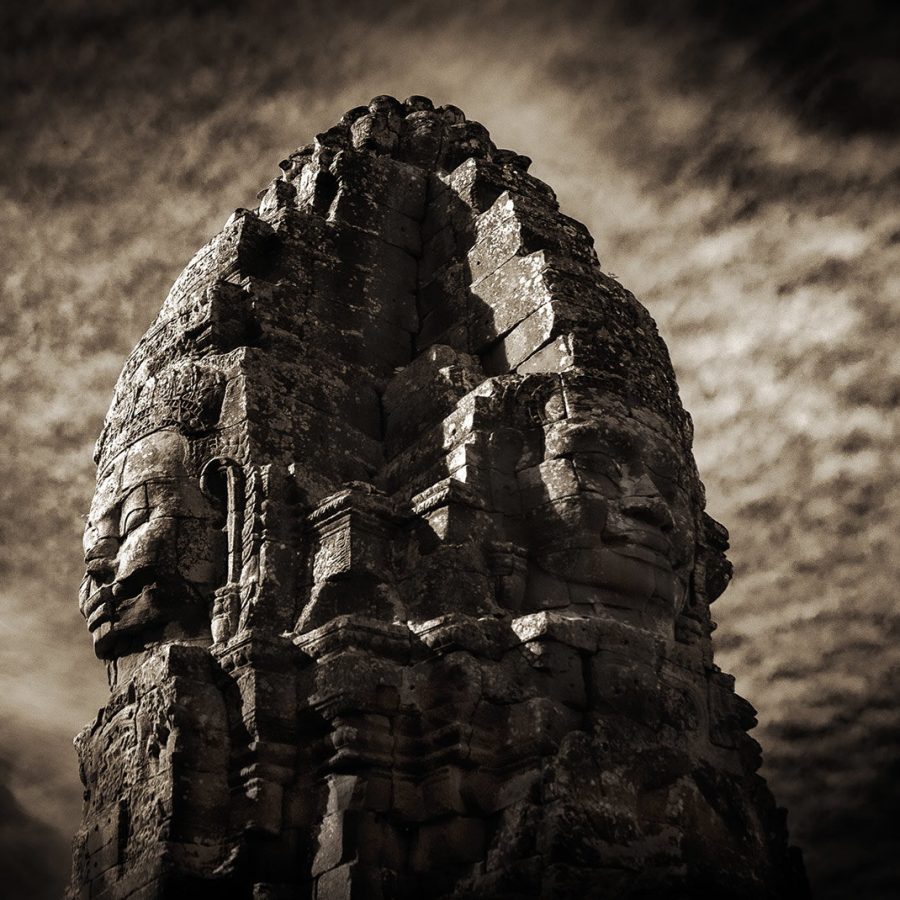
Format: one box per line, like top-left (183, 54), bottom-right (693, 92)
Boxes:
top-left (1, 1), bottom-right (897, 895)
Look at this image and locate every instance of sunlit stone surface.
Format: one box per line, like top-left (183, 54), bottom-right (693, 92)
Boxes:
top-left (69, 96), bottom-right (807, 899)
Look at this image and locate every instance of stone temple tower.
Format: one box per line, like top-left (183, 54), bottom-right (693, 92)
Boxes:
top-left (70, 96), bottom-right (807, 899)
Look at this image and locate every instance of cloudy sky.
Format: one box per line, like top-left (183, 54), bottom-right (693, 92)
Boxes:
top-left (2, 1), bottom-right (898, 896)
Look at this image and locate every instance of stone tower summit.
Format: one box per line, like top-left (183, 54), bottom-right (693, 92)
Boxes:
top-left (70, 96), bottom-right (806, 899)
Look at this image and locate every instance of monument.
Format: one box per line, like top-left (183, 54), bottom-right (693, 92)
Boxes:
top-left (69, 96), bottom-right (807, 898)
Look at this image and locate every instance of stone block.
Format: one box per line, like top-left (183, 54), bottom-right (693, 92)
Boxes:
top-left (419, 765), bottom-right (468, 818)
top-left (324, 773), bottom-right (392, 815)
top-left (390, 774), bottom-right (425, 822)
top-left (418, 223), bottom-right (464, 283)
top-left (417, 260), bottom-right (467, 316)
top-left (415, 293), bottom-right (469, 352)
top-left (504, 697), bottom-right (581, 757)
top-left (479, 655), bottom-right (534, 704)
top-left (410, 816), bottom-right (487, 870)
top-left (398, 109), bottom-right (444, 168)
top-left (511, 612), bottom-right (600, 652)
top-left (315, 861), bottom-right (402, 900)
top-left (301, 304), bottom-right (412, 374)
top-left (522, 564), bottom-right (571, 611)
top-left (468, 251), bottom-right (550, 350)
top-left (239, 776), bottom-right (285, 836)
top-left (311, 811), bottom-right (406, 880)
top-left (383, 346), bottom-right (484, 458)
top-left (482, 297), bottom-right (604, 375)
top-left (404, 551), bottom-right (497, 619)
top-left (312, 259), bottom-right (418, 333)
top-left (327, 223), bottom-right (418, 285)
top-left (306, 652), bottom-right (403, 718)
top-left (520, 639), bottom-right (587, 708)
top-left (589, 652), bottom-right (663, 727)
top-left (329, 149), bottom-right (427, 219)
top-left (444, 156), bottom-right (558, 215)
top-left (468, 193), bottom-right (598, 282)
top-left (327, 187), bottom-right (422, 256)
top-left (487, 771), bottom-right (542, 816)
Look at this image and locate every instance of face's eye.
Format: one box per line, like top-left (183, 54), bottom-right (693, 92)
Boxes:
top-left (597, 422), bottom-right (637, 459)
top-left (122, 506), bottom-right (149, 537)
top-left (576, 452), bottom-right (622, 482)
top-left (144, 479), bottom-right (186, 517)
top-left (646, 445), bottom-right (679, 480)
top-left (643, 444), bottom-right (691, 505)
top-left (119, 485), bottom-right (149, 538)
top-left (647, 472), bottom-right (679, 504)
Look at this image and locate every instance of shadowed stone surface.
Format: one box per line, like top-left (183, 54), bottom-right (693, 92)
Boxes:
top-left (69, 96), bottom-right (807, 899)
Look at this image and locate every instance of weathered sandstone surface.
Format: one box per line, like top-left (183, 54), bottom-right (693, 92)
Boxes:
top-left (70, 96), bottom-right (806, 899)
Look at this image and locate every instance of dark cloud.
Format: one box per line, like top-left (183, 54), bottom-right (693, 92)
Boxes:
top-left (1, 1), bottom-right (898, 896)
top-left (0, 759), bottom-right (70, 900)
top-left (695, 0), bottom-right (900, 135)
top-left (763, 660), bottom-right (900, 898)
top-left (596, 0), bottom-right (900, 135)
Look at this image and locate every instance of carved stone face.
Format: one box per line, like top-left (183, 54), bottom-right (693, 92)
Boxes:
top-left (80, 430), bottom-right (226, 660)
top-left (531, 405), bottom-right (697, 626)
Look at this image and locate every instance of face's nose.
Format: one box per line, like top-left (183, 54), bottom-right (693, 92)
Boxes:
top-left (84, 536), bottom-right (118, 584)
top-left (622, 477), bottom-right (674, 532)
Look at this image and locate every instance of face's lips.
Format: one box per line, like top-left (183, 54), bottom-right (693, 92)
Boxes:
top-left (83, 584), bottom-right (113, 632)
top-left (611, 542), bottom-right (672, 571)
top-left (82, 567), bottom-right (157, 633)
top-left (603, 523), bottom-right (672, 559)
top-left (603, 527), bottom-right (673, 570)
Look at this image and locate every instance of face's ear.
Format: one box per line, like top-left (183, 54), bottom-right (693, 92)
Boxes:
top-left (200, 458), bottom-right (245, 585)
